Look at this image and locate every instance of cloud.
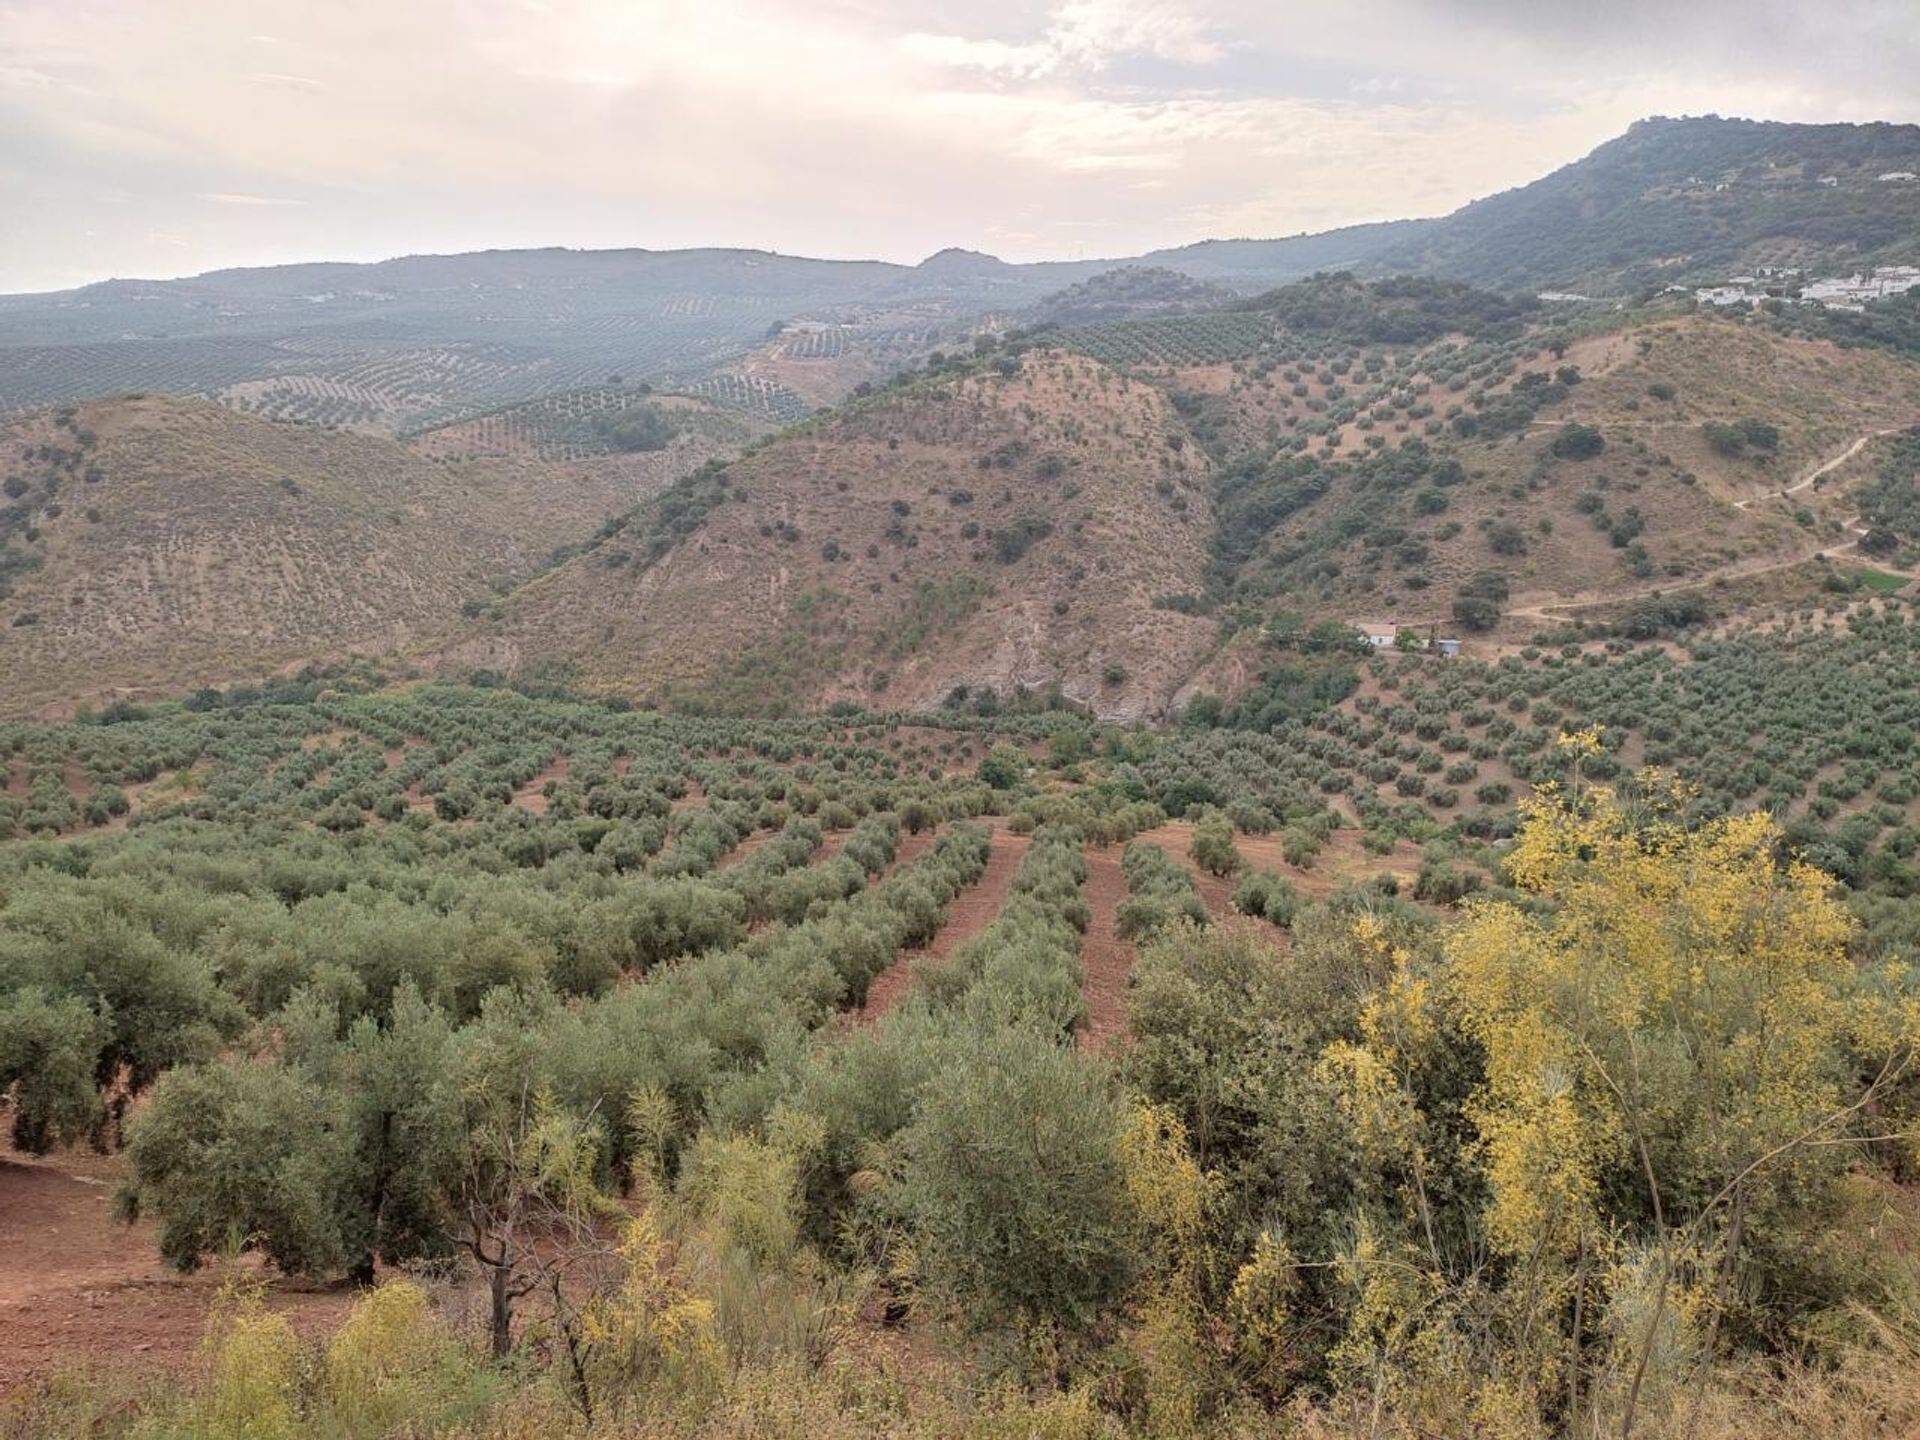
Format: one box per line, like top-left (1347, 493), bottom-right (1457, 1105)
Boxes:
top-left (903, 0), bottom-right (1225, 80)
top-left (0, 0), bottom-right (1913, 291)
top-left (198, 192), bottom-right (307, 206)
top-left (245, 71), bottom-right (324, 90)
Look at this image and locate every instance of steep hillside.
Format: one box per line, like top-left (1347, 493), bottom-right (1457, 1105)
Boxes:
top-left (1372, 115), bottom-right (1920, 294)
top-left (0, 395), bottom-right (731, 712)
top-left (443, 351), bottom-right (1217, 719)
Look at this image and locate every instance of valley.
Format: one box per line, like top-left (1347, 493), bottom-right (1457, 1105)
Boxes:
top-left (4, 107), bottom-right (1920, 1440)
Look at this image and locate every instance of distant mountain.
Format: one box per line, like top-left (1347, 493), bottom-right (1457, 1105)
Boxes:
top-left (1369, 115), bottom-right (1920, 294)
top-left (3, 116), bottom-right (1917, 431)
top-left (1134, 220), bottom-right (1433, 287)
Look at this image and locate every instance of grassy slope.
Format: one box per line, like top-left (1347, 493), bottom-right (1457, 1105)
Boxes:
top-left (0, 395), bottom-right (729, 712)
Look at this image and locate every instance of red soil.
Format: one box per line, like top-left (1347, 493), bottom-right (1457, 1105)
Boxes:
top-left (1077, 843), bottom-right (1136, 1051)
top-left (511, 754), bottom-right (571, 815)
top-left (0, 1144), bottom-right (356, 1394)
top-left (873, 824), bottom-right (940, 881)
top-left (856, 823), bottom-right (1028, 1022)
top-left (714, 825), bottom-right (781, 872)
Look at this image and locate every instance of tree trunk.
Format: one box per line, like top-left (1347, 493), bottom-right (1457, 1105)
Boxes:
top-left (490, 1263), bottom-right (514, 1358)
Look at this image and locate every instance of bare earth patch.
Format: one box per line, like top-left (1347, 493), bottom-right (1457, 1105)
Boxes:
top-left (0, 1143), bottom-right (356, 1394)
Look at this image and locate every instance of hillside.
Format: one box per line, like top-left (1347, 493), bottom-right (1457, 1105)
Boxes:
top-left (1024, 266), bottom-right (1244, 329)
top-left (1057, 278), bottom-right (1920, 649)
top-left (441, 350), bottom-right (1218, 719)
top-left (1372, 115), bottom-right (1920, 294)
top-left (0, 395), bottom-right (732, 712)
top-left (402, 280), bottom-right (1920, 718)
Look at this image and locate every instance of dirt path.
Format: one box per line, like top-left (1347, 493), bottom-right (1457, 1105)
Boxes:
top-left (1078, 844), bottom-right (1136, 1051)
top-left (872, 824), bottom-right (942, 882)
top-left (714, 825), bottom-right (780, 872)
top-left (1731, 428), bottom-right (1900, 510)
top-left (857, 824), bottom-right (1028, 1022)
top-left (1502, 428), bottom-right (1916, 626)
top-left (0, 1146), bottom-right (356, 1394)
top-left (511, 754), bottom-right (571, 815)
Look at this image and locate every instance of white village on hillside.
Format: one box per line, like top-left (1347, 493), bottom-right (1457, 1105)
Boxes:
top-left (1689, 263), bottom-right (1920, 311)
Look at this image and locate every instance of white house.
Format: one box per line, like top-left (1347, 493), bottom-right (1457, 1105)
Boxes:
top-left (1351, 621), bottom-right (1461, 657)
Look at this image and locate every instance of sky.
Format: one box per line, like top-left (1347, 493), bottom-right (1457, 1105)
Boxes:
top-left (2, 0), bottom-right (1916, 293)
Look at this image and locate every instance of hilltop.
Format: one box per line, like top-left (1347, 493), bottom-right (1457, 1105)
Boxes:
top-left (0, 394), bottom-right (732, 712)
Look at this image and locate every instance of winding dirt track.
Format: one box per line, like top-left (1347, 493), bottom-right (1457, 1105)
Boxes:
top-left (1507, 427), bottom-right (1917, 625)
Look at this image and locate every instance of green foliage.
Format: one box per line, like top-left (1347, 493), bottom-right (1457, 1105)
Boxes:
top-left (121, 1059), bottom-right (366, 1276)
top-left (1188, 812), bottom-right (1243, 877)
top-left (0, 986), bottom-right (108, 1151)
top-left (1116, 843), bottom-right (1209, 940)
top-left (990, 513), bottom-right (1054, 564)
top-left (893, 1023), bottom-right (1137, 1331)
top-left (591, 403), bottom-right (683, 453)
top-left (977, 743), bottom-right (1029, 790)
top-left (1550, 421), bottom-right (1605, 460)
top-left (1703, 417), bottom-right (1782, 457)
top-left (1452, 569), bottom-right (1510, 632)
top-left (1231, 869), bottom-right (1298, 928)
top-left (1859, 429), bottom-right (1920, 546)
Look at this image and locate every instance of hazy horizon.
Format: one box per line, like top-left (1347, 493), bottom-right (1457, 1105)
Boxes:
top-left (4, 0), bottom-right (1918, 295)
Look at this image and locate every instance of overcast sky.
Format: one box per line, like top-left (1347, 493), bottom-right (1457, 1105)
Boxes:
top-left (1, 0), bottom-right (1916, 293)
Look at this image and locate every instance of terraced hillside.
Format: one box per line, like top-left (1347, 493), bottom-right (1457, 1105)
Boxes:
top-left (447, 349), bottom-right (1219, 719)
top-left (0, 396), bottom-right (732, 713)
